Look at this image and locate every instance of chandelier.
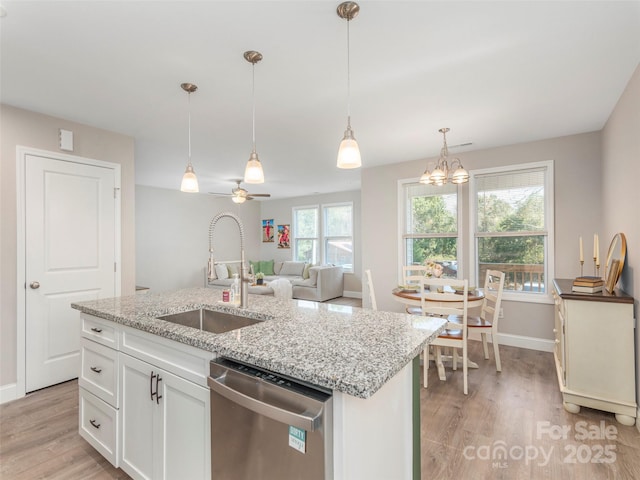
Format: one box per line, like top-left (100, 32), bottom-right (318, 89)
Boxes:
top-left (420, 128), bottom-right (469, 186)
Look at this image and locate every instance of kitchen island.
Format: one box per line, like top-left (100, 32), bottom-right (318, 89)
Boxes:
top-left (72, 288), bottom-right (446, 480)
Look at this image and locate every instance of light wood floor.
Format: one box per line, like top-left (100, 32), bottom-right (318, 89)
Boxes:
top-left (2, 313), bottom-right (639, 479)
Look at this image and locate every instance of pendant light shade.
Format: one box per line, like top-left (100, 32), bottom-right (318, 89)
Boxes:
top-left (180, 82), bottom-right (199, 193)
top-left (337, 2), bottom-right (361, 169)
top-left (243, 50), bottom-right (265, 184)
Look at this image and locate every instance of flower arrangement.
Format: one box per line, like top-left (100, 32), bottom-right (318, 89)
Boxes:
top-left (255, 272), bottom-right (265, 284)
top-left (423, 260), bottom-right (443, 278)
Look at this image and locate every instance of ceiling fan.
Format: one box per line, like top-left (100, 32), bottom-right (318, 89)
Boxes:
top-left (209, 180), bottom-right (271, 204)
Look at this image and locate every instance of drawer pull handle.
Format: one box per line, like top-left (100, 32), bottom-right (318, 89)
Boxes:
top-left (89, 419), bottom-right (101, 429)
top-left (155, 375), bottom-right (163, 405)
top-left (90, 327), bottom-right (103, 333)
top-left (90, 366), bottom-right (102, 374)
top-left (150, 372), bottom-right (157, 401)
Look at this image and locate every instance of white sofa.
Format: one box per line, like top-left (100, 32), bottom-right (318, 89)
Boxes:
top-left (208, 260), bottom-right (344, 302)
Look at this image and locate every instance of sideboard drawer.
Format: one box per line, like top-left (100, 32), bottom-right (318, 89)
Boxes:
top-left (80, 338), bottom-right (118, 407)
top-left (79, 389), bottom-right (118, 467)
top-left (81, 314), bottom-right (119, 349)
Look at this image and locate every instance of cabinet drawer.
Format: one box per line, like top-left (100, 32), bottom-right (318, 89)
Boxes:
top-left (79, 389), bottom-right (119, 467)
top-left (82, 314), bottom-right (119, 349)
top-left (80, 338), bottom-right (118, 407)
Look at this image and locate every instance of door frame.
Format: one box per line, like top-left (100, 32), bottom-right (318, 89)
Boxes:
top-left (16, 146), bottom-right (121, 398)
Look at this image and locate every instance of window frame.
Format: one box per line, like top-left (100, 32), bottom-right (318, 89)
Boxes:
top-left (292, 202), bottom-right (355, 273)
top-left (468, 160), bottom-right (555, 304)
top-left (397, 178), bottom-right (463, 282)
top-left (322, 202), bottom-right (354, 273)
top-left (292, 205), bottom-right (319, 265)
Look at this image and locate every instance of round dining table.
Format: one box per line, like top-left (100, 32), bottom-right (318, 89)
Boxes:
top-left (391, 287), bottom-right (484, 309)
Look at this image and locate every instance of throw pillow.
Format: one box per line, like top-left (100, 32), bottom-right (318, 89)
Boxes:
top-left (302, 263), bottom-right (311, 279)
top-left (260, 260), bottom-right (275, 276)
top-left (227, 263), bottom-right (239, 276)
top-left (280, 261), bottom-right (305, 276)
top-left (273, 261), bottom-right (283, 275)
top-left (215, 263), bottom-right (229, 280)
top-left (249, 260), bottom-right (260, 274)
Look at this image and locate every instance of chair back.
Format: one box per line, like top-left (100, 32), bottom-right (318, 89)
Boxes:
top-left (419, 277), bottom-right (469, 332)
top-left (402, 265), bottom-right (427, 286)
top-left (481, 269), bottom-right (506, 325)
top-left (364, 269), bottom-right (377, 310)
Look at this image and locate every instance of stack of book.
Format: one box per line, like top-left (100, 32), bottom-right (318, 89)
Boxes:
top-left (572, 276), bottom-right (604, 293)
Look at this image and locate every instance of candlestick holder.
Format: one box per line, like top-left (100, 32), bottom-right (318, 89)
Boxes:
top-left (580, 260), bottom-right (584, 277)
top-left (593, 258), bottom-right (597, 277)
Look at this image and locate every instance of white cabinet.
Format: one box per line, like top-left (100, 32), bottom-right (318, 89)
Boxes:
top-left (79, 316), bottom-right (120, 466)
top-left (119, 353), bottom-right (210, 480)
top-left (78, 313), bottom-right (213, 479)
top-left (552, 279), bottom-right (636, 426)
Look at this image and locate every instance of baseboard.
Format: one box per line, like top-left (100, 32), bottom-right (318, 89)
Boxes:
top-left (0, 382), bottom-right (19, 405)
top-left (467, 331), bottom-right (555, 353)
top-left (637, 408), bottom-right (640, 433)
top-left (342, 290), bottom-right (362, 299)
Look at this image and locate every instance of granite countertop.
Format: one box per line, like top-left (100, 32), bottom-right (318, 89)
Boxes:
top-left (72, 288), bottom-right (446, 399)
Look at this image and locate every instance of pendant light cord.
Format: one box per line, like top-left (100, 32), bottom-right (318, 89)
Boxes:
top-left (187, 91), bottom-right (192, 165)
top-left (346, 18), bottom-right (351, 128)
top-left (252, 62), bottom-right (256, 152)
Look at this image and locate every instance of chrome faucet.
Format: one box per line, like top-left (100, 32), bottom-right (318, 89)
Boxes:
top-left (208, 212), bottom-right (249, 308)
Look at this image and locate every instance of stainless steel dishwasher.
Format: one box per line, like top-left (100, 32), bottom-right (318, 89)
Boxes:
top-left (208, 357), bottom-right (333, 480)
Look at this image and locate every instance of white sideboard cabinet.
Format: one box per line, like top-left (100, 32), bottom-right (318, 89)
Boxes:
top-left (552, 279), bottom-right (636, 426)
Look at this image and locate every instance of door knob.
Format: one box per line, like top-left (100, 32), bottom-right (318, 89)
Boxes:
top-left (30, 281), bottom-right (40, 289)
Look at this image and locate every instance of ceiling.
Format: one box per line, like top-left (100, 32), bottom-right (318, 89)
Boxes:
top-left (2, 1), bottom-right (639, 199)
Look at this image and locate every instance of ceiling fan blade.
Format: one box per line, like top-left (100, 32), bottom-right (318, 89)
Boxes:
top-left (208, 192), bottom-right (233, 196)
top-left (247, 193), bottom-right (271, 197)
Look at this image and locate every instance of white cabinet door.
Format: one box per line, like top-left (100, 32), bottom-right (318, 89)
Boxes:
top-left (158, 368), bottom-right (211, 480)
top-left (120, 354), bottom-right (156, 480)
top-left (119, 353), bottom-right (210, 480)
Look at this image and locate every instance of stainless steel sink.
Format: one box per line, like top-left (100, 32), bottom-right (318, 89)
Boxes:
top-left (157, 308), bottom-right (262, 334)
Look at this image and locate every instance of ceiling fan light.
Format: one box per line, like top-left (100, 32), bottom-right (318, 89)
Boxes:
top-left (244, 151), bottom-right (264, 184)
top-left (180, 164), bottom-right (199, 192)
top-left (232, 194), bottom-right (246, 204)
top-left (337, 128), bottom-right (361, 169)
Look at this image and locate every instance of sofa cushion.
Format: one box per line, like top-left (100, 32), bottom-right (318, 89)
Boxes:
top-left (273, 261), bottom-right (283, 275)
top-left (302, 263), bottom-right (311, 279)
top-left (215, 263), bottom-right (229, 279)
top-left (260, 260), bottom-right (275, 276)
top-left (280, 261), bottom-right (305, 276)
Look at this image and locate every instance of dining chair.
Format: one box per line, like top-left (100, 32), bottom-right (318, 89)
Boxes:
top-left (364, 269), bottom-right (377, 310)
top-left (402, 266), bottom-right (427, 315)
top-left (420, 276), bottom-right (469, 395)
top-left (450, 269), bottom-right (505, 372)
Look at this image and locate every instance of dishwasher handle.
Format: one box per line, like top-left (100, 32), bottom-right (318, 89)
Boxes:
top-left (208, 373), bottom-right (324, 432)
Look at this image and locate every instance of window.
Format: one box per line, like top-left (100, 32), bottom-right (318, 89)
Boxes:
top-left (470, 161), bottom-right (554, 301)
top-left (324, 203), bottom-right (353, 272)
top-left (292, 203), bottom-right (354, 272)
top-left (401, 181), bottom-right (460, 278)
top-left (292, 206), bottom-right (318, 264)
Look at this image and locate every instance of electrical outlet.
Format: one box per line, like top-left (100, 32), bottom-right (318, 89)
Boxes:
top-left (499, 308), bottom-right (504, 318)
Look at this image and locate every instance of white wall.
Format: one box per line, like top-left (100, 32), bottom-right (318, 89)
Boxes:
top-left (362, 131), bottom-right (604, 344)
top-left (601, 63), bottom-right (640, 423)
top-left (135, 185), bottom-right (261, 293)
top-left (259, 190), bottom-right (362, 296)
top-left (1, 104), bottom-right (135, 394)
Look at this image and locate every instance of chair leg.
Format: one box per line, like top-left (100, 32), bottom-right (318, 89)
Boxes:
top-left (435, 347), bottom-right (446, 381)
top-left (452, 348), bottom-right (458, 371)
top-left (463, 342), bottom-right (468, 395)
top-left (481, 332), bottom-right (489, 359)
top-left (493, 334), bottom-right (502, 372)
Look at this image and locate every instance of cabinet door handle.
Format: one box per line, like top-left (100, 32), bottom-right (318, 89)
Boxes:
top-left (155, 375), bottom-right (163, 405)
top-left (89, 419), bottom-right (101, 429)
top-left (90, 327), bottom-right (103, 333)
top-left (90, 366), bottom-right (102, 374)
top-left (150, 372), bottom-right (157, 401)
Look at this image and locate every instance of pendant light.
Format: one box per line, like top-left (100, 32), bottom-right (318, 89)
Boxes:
top-left (180, 82), bottom-right (199, 192)
top-left (243, 50), bottom-right (265, 184)
top-left (336, 1), bottom-right (361, 169)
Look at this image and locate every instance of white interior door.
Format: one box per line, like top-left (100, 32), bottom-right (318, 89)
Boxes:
top-left (25, 154), bottom-right (117, 392)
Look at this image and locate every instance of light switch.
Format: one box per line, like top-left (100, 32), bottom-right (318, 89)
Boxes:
top-left (59, 129), bottom-right (73, 151)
